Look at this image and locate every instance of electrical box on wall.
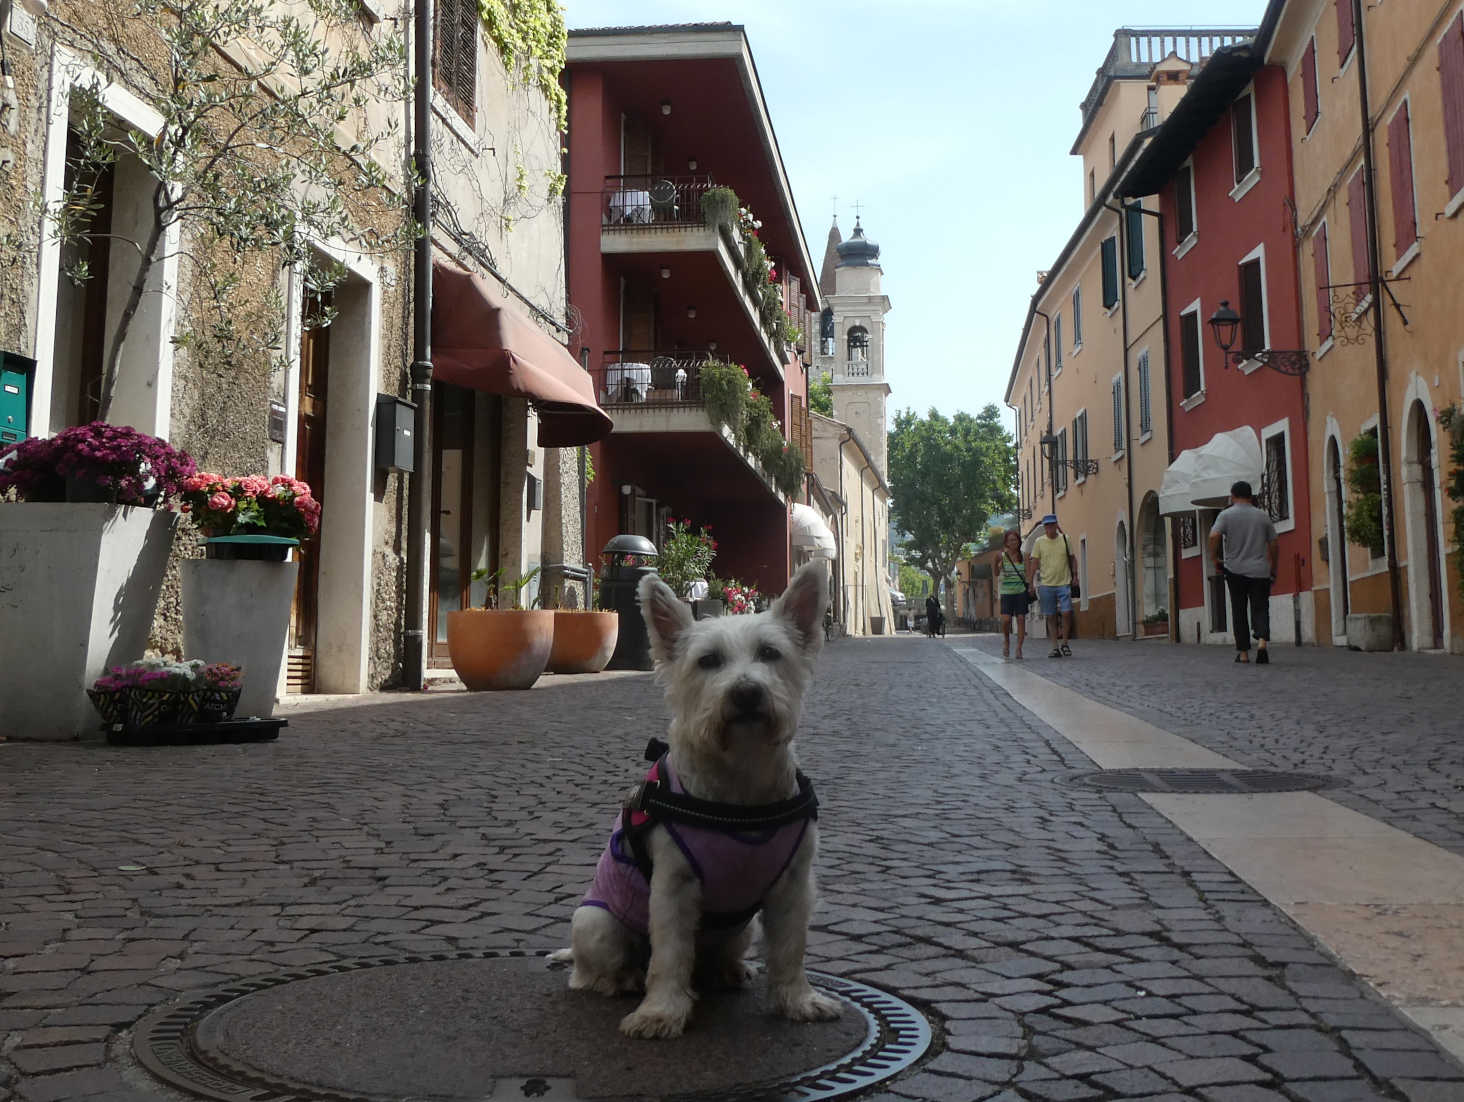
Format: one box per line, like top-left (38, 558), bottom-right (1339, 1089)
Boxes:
top-left (374, 394), bottom-right (416, 472)
top-left (1, 351), bottom-right (37, 445)
top-left (525, 471), bottom-right (542, 514)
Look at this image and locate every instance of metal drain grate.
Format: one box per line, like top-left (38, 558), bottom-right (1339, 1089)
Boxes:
top-left (131, 949), bottom-right (932, 1102)
top-left (1063, 768), bottom-right (1345, 794)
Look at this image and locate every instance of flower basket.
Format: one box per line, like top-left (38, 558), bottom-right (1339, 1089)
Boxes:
top-left (86, 688), bottom-right (125, 726)
top-left (122, 687), bottom-right (200, 729)
top-left (193, 687), bottom-right (243, 723)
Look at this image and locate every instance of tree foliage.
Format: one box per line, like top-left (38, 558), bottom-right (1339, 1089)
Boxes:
top-left (808, 373), bottom-right (833, 416)
top-left (888, 404), bottom-right (1016, 594)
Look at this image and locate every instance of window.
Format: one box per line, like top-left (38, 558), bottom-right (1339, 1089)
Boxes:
top-left (1232, 90), bottom-right (1258, 183)
top-left (1138, 349), bottom-right (1152, 435)
top-left (1042, 337), bottom-right (1050, 386)
top-left (1238, 251), bottom-right (1267, 354)
top-left (1089, 168), bottom-right (1096, 203)
top-left (847, 326), bottom-right (868, 360)
top-left (1387, 100), bottom-right (1418, 260)
top-left (1347, 170), bottom-right (1369, 283)
top-left (1111, 376), bottom-right (1124, 453)
top-left (1302, 37), bottom-right (1320, 132)
top-left (1337, 0), bottom-right (1356, 66)
top-left (434, 0), bottom-right (478, 123)
top-left (1176, 163), bottom-right (1196, 242)
top-left (1072, 286), bottom-right (1083, 347)
top-left (1313, 223), bottom-right (1333, 342)
top-left (1054, 315), bottom-right (1063, 374)
top-left (1109, 133), bottom-right (1117, 168)
top-left (1440, 13), bottom-right (1464, 201)
top-left (1055, 427), bottom-right (1069, 493)
top-left (1180, 513), bottom-right (1199, 552)
top-left (1179, 304), bottom-right (1203, 399)
top-left (1027, 377), bottom-right (1034, 418)
top-left (1263, 428), bottom-right (1291, 524)
top-left (1126, 203), bottom-right (1145, 279)
top-left (1073, 410), bottom-right (1089, 482)
top-left (1101, 237), bottom-right (1119, 308)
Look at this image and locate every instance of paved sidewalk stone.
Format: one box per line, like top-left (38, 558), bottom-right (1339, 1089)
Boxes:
top-left (1, 637), bottom-right (1461, 1099)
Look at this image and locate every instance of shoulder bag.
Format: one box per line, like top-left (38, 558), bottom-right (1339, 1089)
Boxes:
top-left (1005, 552), bottom-right (1037, 602)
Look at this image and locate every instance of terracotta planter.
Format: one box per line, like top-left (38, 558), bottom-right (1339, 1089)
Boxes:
top-left (446, 609), bottom-right (554, 690)
top-left (547, 610), bottom-right (620, 674)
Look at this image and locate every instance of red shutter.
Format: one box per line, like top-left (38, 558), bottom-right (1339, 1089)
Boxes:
top-left (1302, 39), bottom-right (1320, 130)
top-left (1313, 225), bottom-right (1333, 341)
top-left (1387, 102), bottom-right (1417, 256)
top-left (1338, 0), bottom-right (1356, 64)
top-left (1348, 170), bottom-right (1369, 282)
top-left (1440, 12), bottom-right (1464, 197)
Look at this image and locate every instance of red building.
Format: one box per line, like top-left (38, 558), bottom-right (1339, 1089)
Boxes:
top-left (564, 25), bottom-right (820, 593)
top-left (1121, 42), bottom-right (1316, 644)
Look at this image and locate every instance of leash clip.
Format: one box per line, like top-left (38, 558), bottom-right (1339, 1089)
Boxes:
top-left (624, 778), bottom-right (660, 813)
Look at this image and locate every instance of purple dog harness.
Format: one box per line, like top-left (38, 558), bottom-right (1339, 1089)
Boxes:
top-left (583, 739), bottom-right (820, 937)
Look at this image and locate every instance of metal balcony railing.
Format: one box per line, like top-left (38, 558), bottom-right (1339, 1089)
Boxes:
top-left (601, 175), bottom-right (718, 228)
top-left (594, 350), bottom-right (718, 406)
top-left (1138, 105), bottom-right (1161, 132)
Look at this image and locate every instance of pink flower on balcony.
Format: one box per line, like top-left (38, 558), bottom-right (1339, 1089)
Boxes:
top-left (208, 491), bottom-right (234, 512)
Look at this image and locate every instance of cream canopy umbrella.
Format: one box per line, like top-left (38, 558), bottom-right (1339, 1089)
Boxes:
top-left (1158, 427), bottom-right (1264, 515)
top-left (790, 503), bottom-right (837, 559)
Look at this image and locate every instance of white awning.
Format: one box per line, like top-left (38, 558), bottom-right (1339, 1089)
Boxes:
top-left (791, 503), bottom-right (837, 559)
top-left (1159, 427), bottom-right (1264, 515)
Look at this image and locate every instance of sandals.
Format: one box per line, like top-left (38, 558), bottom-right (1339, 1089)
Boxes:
top-left (1235, 652), bottom-right (1250, 664)
top-left (1048, 647), bottom-right (1063, 658)
top-left (1060, 643), bottom-right (1072, 657)
top-left (1002, 644), bottom-right (1010, 658)
top-left (1255, 649), bottom-right (1269, 665)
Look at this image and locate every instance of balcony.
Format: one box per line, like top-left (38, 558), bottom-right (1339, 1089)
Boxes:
top-left (1138, 105), bottom-right (1162, 133)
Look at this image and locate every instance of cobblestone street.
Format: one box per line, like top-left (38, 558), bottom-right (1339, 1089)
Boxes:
top-left (3, 635), bottom-right (1463, 1101)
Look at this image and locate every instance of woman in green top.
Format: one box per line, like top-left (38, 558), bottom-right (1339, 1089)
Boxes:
top-left (998, 529), bottom-right (1031, 659)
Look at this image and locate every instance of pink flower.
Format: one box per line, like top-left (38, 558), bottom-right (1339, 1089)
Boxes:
top-left (208, 492), bottom-right (233, 512)
top-left (239, 475), bottom-right (270, 497)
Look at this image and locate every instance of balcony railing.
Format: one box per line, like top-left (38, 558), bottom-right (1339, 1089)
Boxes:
top-left (601, 175), bottom-right (718, 228)
top-left (594, 350), bottom-right (718, 406)
top-left (1138, 105), bottom-right (1161, 132)
top-left (844, 358), bottom-right (870, 378)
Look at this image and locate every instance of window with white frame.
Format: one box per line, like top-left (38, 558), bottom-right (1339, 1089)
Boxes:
top-left (1055, 426), bottom-right (1069, 493)
top-left (1237, 246), bottom-right (1268, 355)
top-left (1232, 88), bottom-right (1259, 184)
top-left (1387, 97), bottom-right (1419, 264)
top-left (1111, 376), bottom-right (1124, 454)
top-left (1179, 302), bottom-right (1203, 399)
top-left (1260, 418), bottom-right (1295, 532)
top-left (1138, 349), bottom-right (1152, 435)
top-left (1072, 286), bottom-right (1083, 347)
top-left (1054, 314), bottom-right (1064, 374)
top-left (1073, 410), bottom-right (1089, 482)
top-left (1176, 162), bottom-right (1197, 242)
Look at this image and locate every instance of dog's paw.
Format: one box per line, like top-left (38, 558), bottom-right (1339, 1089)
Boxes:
top-left (620, 998), bottom-right (692, 1039)
top-left (717, 957), bottom-right (757, 989)
top-left (772, 986), bottom-right (843, 1022)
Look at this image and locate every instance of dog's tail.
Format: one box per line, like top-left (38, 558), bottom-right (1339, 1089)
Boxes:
top-left (547, 947), bottom-right (574, 964)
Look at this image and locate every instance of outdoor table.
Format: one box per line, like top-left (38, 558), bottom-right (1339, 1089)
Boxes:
top-left (606, 189), bottom-right (652, 224)
top-left (604, 362), bottom-right (651, 402)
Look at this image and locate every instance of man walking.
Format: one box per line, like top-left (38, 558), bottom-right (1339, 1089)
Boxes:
top-left (1208, 480), bottom-right (1279, 665)
top-left (1028, 514), bottom-right (1076, 658)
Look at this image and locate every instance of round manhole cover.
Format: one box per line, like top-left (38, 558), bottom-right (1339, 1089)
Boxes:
top-left (1063, 768), bottom-right (1345, 794)
top-left (133, 950), bottom-right (932, 1102)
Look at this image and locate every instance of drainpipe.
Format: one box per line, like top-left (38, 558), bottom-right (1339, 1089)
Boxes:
top-left (1147, 204), bottom-right (1181, 643)
top-left (402, 0), bottom-right (434, 690)
top-left (838, 427), bottom-right (852, 627)
top-left (1107, 200), bottom-right (1140, 639)
top-left (1353, 0), bottom-right (1406, 650)
top-left (1031, 306), bottom-right (1056, 515)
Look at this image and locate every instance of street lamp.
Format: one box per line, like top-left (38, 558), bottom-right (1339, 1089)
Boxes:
top-left (1207, 300), bottom-right (1310, 376)
top-left (1040, 431), bottom-right (1099, 477)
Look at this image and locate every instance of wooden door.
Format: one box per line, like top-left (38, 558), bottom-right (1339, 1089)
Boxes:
top-left (622, 279), bottom-right (656, 355)
top-left (289, 292), bottom-right (331, 692)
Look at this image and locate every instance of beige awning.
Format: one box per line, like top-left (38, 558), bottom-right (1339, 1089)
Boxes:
top-left (1159, 427), bottom-right (1264, 515)
top-left (791, 503), bottom-right (837, 559)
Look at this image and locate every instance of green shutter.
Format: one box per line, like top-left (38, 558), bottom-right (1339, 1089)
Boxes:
top-left (1101, 238), bottom-right (1118, 308)
top-left (1126, 205), bottom-right (1145, 279)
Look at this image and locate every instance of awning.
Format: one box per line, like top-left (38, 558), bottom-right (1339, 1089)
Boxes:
top-left (1159, 427), bottom-right (1264, 515)
top-left (790, 503), bottom-right (837, 559)
top-left (431, 260), bottom-right (613, 448)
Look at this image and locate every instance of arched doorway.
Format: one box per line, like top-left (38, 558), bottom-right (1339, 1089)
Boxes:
top-left (1115, 519), bottom-right (1132, 636)
top-left (1137, 492), bottom-right (1167, 621)
top-left (1325, 436), bottom-right (1349, 642)
top-left (1403, 400), bottom-right (1445, 650)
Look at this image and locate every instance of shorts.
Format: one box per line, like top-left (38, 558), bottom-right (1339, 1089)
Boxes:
top-left (999, 593), bottom-right (1030, 617)
top-left (1038, 585), bottom-right (1072, 616)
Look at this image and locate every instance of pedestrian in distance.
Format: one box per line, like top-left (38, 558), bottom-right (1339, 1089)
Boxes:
top-left (924, 593), bottom-right (943, 638)
top-left (997, 528), bottom-right (1031, 659)
top-left (1027, 513), bottom-right (1077, 658)
top-left (1208, 480), bottom-right (1279, 665)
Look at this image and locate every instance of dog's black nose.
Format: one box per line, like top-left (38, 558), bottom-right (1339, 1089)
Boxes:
top-left (730, 682), bottom-right (767, 714)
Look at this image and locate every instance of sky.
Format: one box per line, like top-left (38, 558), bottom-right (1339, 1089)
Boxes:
top-left (567, 0), bottom-right (1268, 429)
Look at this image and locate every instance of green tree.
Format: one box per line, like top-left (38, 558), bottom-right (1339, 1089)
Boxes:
top-left (888, 403), bottom-right (1016, 597)
top-left (808, 373), bottom-right (833, 416)
top-left (895, 559), bottom-right (933, 600)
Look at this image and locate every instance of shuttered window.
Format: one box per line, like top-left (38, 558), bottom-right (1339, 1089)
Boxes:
top-left (1054, 315), bottom-right (1064, 373)
top-left (435, 0), bottom-right (478, 124)
top-left (1440, 13), bottom-right (1464, 198)
top-left (1179, 309), bottom-right (1202, 398)
top-left (1302, 38), bottom-right (1320, 131)
top-left (1072, 286), bottom-right (1083, 346)
top-left (1238, 256), bottom-right (1266, 353)
top-left (1313, 224), bottom-right (1333, 341)
top-left (1176, 163), bottom-right (1196, 240)
top-left (1264, 431), bottom-right (1291, 523)
top-left (1111, 377), bottom-right (1124, 453)
top-left (1232, 91), bottom-right (1257, 182)
top-left (1347, 170), bottom-right (1369, 283)
top-left (1101, 237), bottom-right (1119, 308)
top-left (1073, 411), bottom-right (1089, 481)
top-left (1138, 350), bottom-right (1152, 435)
top-left (1387, 101), bottom-right (1418, 257)
top-left (1337, 0), bottom-right (1356, 65)
top-left (1056, 428), bottom-right (1069, 493)
top-left (1126, 204), bottom-right (1145, 278)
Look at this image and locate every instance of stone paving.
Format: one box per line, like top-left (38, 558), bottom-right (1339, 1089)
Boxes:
top-left (949, 634), bottom-right (1464, 857)
top-left (1, 637), bottom-right (1461, 1101)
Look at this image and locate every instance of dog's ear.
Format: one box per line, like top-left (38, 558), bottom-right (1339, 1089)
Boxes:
top-left (639, 572), bottom-right (695, 663)
top-left (771, 562), bottom-right (828, 654)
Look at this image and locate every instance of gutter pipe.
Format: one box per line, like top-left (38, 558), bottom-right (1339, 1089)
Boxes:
top-left (1106, 199), bottom-right (1140, 639)
top-left (1031, 307), bottom-right (1056, 517)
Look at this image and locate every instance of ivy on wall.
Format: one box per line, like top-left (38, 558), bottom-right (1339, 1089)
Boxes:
top-left (479, 0), bottom-right (568, 131)
top-left (1439, 405), bottom-right (1464, 600)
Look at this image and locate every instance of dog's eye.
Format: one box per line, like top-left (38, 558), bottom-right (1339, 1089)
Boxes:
top-left (756, 644), bottom-right (782, 662)
top-left (697, 651), bottom-right (723, 670)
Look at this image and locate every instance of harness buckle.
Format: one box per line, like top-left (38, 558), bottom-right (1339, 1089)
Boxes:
top-left (623, 778), bottom-right (659, 813)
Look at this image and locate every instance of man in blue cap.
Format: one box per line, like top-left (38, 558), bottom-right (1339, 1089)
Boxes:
top-left (1027, 514), bottom-right (1076, 657)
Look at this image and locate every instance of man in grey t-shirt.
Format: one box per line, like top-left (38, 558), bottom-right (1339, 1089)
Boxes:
top-left (1209, 480), bottom-right (1280, 664)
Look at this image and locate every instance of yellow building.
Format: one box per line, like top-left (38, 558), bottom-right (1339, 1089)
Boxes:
top-left (1266, 0), bottom-right (1464, 652)
top-left (1008, 30), bottom-right (1251, 638)
top-left (810, 412), bottom-right (894, 636)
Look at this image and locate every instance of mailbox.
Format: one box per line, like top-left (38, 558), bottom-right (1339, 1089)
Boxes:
top-left (374, 393), bottom-right (416, 472)
top-left (1, 352), bottom-right (36, 446)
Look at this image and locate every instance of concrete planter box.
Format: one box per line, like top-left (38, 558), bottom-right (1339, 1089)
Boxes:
top-left (0, 503), bottom-right (177, 740)
top-left (182, 559), bottom-right (298, 718)
top-left (1346, 613), bottom-right (1395, 652)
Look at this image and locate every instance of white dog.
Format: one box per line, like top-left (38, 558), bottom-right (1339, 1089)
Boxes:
top-left (555, 561), bottom-right (841, 1039)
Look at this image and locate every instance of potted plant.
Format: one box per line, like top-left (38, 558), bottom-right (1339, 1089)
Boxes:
top-left (715, 577), bottom-right (760, 615)
top-left (177, 473), bottom-right (320, 718)
top-left (0, 422), bottom-right (194, 740)
top-left (546, 572), bottom-right (620, 674)
top-left (88, 659), bottom-right (244, 737)
top-left (655, 518), bottom-right (717, 604)
top-left (447, 567), bottom-right (554, 690)
top-left (1141, 609), bottom-right (1170, 637)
